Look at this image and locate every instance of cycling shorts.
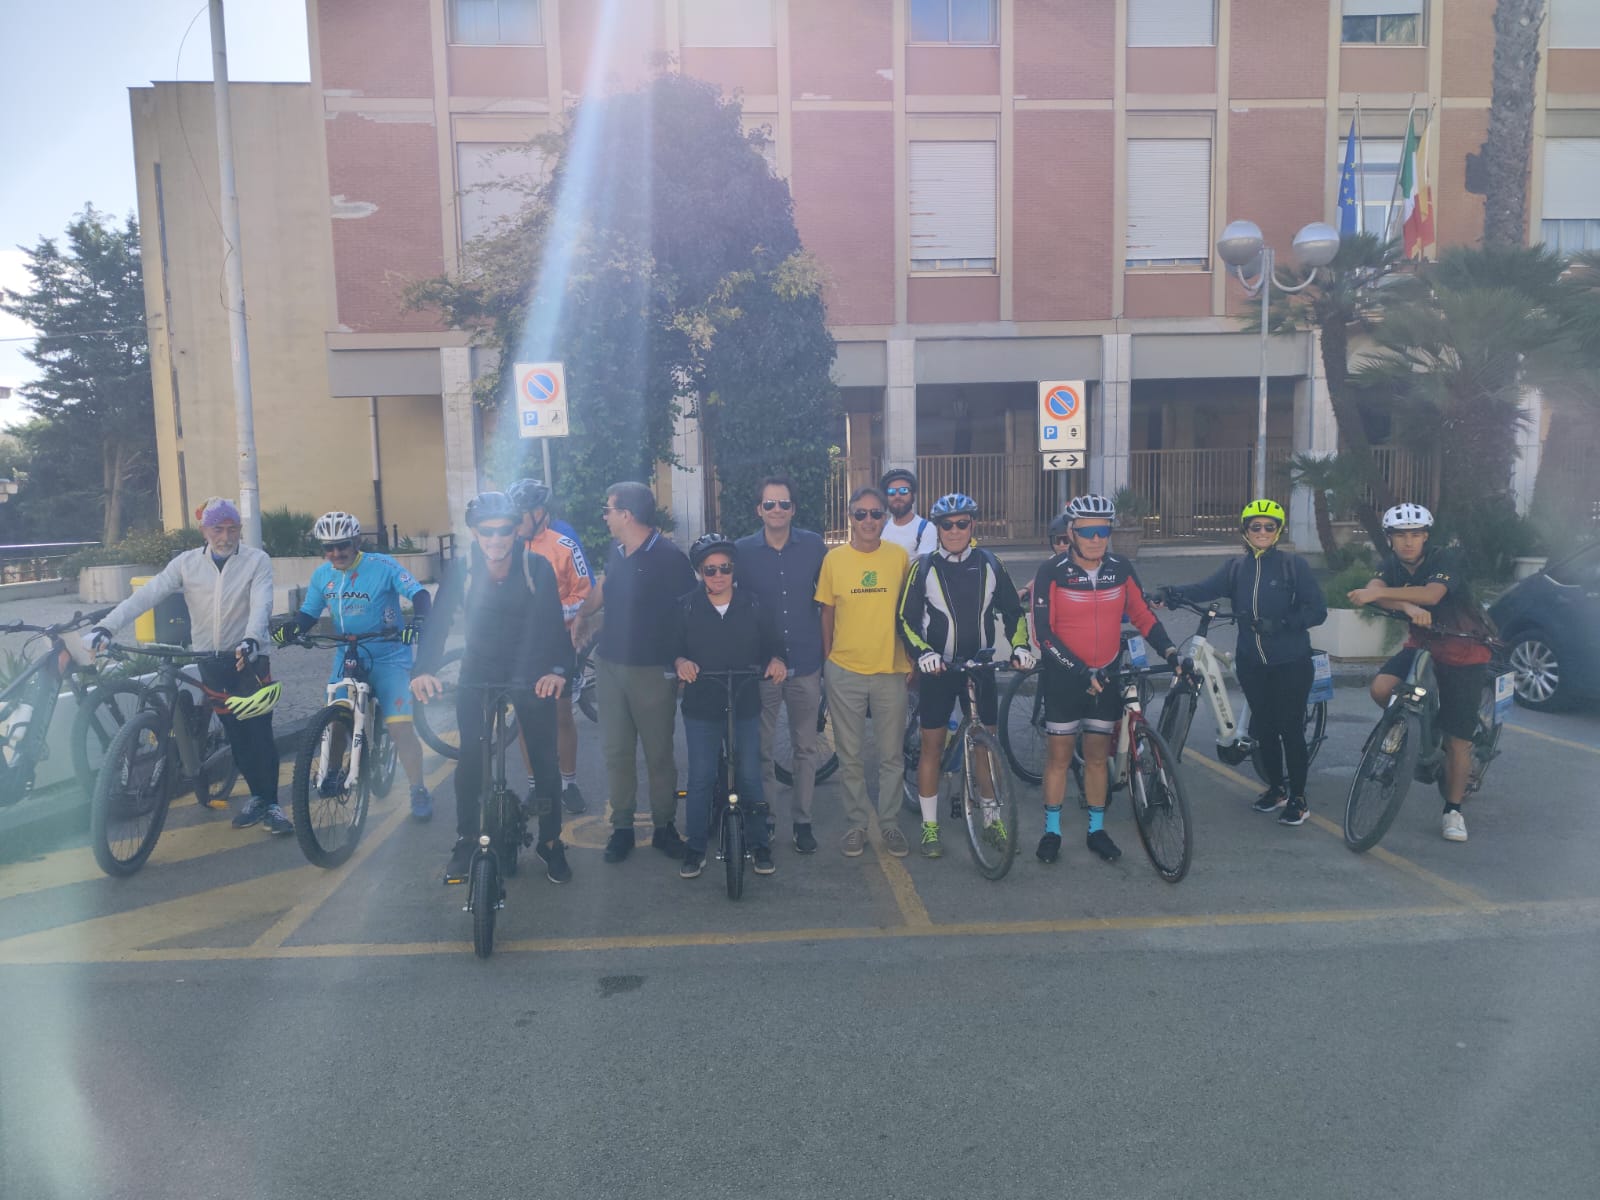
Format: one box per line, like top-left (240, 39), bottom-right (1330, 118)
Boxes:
top-left (917, 669), bottom-right (997, 731)
top-left (1379, 649), bottom-right (1486, 743)
top-left (1042, 661), bottom-right (1122, 736)
top-left (327, 646), bottom-right (414, 725)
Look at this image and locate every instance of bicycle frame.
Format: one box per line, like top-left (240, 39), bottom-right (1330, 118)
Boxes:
top-left (0, 611), bottom-right (112, 797)
top-left (310, 641), bottom-right (384, 797)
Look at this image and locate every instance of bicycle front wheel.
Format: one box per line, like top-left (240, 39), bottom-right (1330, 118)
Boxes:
top-left (961, 727), bottom-right (1017, 880)
top-left (1250, 700), bottom-right (1329, 784)
top-left (1129, 724), bottom-right (1192, 883)
top-left (470, 855), bottom-right (499, 958)
top-left (773, 694), bottom-right (839, 786)
top-left (723, 799), bottom-right (745, 900)
top-left (292, 705), bottom-right (369, 868)
top-left (998, 669), bottom-right (1046, 786)
top-left (89, 709), bottom-right (175, 877)
top-left (1154, 682), bottom-right (1196, 763)
top-left (1344, 710), bottom-right (1420, 853)
top-left (71, 680), bottom-right (146, 799)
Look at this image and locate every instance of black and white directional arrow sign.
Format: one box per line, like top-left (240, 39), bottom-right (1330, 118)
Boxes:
top-left (1042, 451), bottom-right (1084, 471)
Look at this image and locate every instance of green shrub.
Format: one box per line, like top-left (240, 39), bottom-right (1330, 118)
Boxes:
top-left (260, 507), bottom-right (317, 558)
top-left (1433, 496), bottom-right (1533, 584)
top-left (1322, 559), bottom-right (1378, 610)
top-left (60, 527), bottom-right (204, 579)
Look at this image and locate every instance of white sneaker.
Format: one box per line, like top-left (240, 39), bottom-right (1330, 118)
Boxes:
top-left (1442, 810), bottom-right (1468, 842)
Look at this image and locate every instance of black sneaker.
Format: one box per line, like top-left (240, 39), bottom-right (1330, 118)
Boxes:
top-left (232, 796), bottom-right (270, 829)
top-left (603, 828), bottom-right (635, 863)
top-left (752, 846), bottom-right (776, 876)
top-left (262, 804), bottom-right (294, 836)
top-left (536, 839), bottom-right (572, 883)
top-left (679, 849), bottom-right (705, 879)
top-left (1251, 785), bottom-right (1288, 814)
top-left (442, 838), bottom-right (473, 885)
top-left (561, 783), bottom-right (586, 814)
top-left (1086, 829), bottom-right (1122, 861)
top-left (652, 823), bottom-right (686, 860)
top-left (1279, 797), bottom-right (1308, 827)
top-left (793, 823), bottom-right (818, 854)
top-left (1036, 832), bottom-right (1062, 864)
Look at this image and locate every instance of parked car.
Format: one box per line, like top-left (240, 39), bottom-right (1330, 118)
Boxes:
top-left (1488, 541), bottom-right (1600, 712)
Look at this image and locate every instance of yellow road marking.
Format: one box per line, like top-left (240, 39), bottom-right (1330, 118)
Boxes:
top-left (1503, 722), bottom-right (1600, 757)
top-left (872, 835), bottom-right (933, 928)
top-left (1185, 750), bottom-right (1494, 909)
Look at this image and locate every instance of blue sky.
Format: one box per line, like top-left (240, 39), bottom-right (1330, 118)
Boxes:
top-left (0, 0), bottom-right (309, 427)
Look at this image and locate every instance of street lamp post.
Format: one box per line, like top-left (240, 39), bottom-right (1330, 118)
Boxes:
top-left (1216, 220), bottom-right (1341, 498)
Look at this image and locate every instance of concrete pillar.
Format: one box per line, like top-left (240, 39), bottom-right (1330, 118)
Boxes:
top-left (439, 346), bottom-right (479, 534)
top-left (670, 408), bottom-right (708, 543)
top-left (1091, 332), bottom-right (1132, 497)
top-left (882, 336), bottom-right (917, 475)
top-left (1289, 330), bottom-right (1337, 549)
top-left (1511, 387), bottom-right (1544, 516)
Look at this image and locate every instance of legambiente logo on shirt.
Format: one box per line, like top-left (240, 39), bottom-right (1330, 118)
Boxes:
top-left (850, 570), bottom-right (884, 594)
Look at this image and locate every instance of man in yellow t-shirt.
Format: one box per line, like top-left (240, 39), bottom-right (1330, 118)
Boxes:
top-left (816, 485), bottom-right (911, 858)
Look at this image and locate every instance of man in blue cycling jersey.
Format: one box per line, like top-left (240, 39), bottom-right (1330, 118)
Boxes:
top-left (274, 512), bottom-right (435, 820)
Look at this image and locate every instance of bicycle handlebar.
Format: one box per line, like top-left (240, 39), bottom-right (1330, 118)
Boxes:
top-left (292, 630), bottom-right (402, 647)
top-left (1361, 605), bottom-right (1499, 643)
top-left (104, 642), bottom-right (234, 663)
top-left (1160, 595), bottom-right (1240, 625)
top-left (0, 608), bottom-right (114, 638)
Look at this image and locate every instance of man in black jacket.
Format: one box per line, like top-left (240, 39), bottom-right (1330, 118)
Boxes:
top-left (412, 492), bottom-right (575, 885)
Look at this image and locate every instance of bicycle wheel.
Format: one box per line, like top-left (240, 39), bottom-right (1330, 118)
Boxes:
top-left (89, 709), bottom-right (176, 877)
top-left (961, 726), bottom-right (1017, 880)
top-left (1128, 724), bottom-right (1192, 883)
top-left (414, 649), bottom-right (516, 760)
top-left (71, 680), bottom-right (145, 798)
top-left (998, 669), bottom-right (1046, 786)
top-left (901, 696), bottom-right (923, 814)
top-left (291, 705), bottom-right (369, 869)
top-left (572, 652), bottom-right (599, 723)
top-left (772, 694), bottom-right (840, 786)
top-left (194, 712), bottom-right (239, 807)
top-left (1250, 700), bottom-right (1329, 784)
top-left (722, 799), bottom-right (745, 900)
top-left (470, 855), bottom-right (498, 958)
top-left (1154, 681), bottom-right (1196, 763)
top-left (1343, 710), bottom-right (1421, 853)
top-left (368, 719), bottom-right (399, 799)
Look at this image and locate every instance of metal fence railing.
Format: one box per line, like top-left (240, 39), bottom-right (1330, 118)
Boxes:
top-left (0, 541), bottom-right (98, 584)
top-left (825, 454), bottom-right (1062, 545)
top-left (1126, 448), bottom-right (1294, 541)
top-left (1364, 445), bottom-right (1439, 511)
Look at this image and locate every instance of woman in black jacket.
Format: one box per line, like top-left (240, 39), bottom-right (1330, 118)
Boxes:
top-left (1160, 500), bottom-right (1327, 826)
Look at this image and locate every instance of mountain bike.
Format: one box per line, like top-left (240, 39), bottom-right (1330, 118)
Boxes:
top-left (900, 654), bottom-right (1018, 880)
top-left (570, 638), bottom-right (599, 724)
top-left (458, 683), bottom-right (533, 958)
top-left (1153, 596), bottom-right (1329, 782)
top-left (414, 646), bottom-right (517, 760)
top-left (1343, 613), bottom-right (1509, 853)
top-left (284, 630), bottom-right (400, 868)
top-left (697, 667), bottom-right (769, 901)
top-left (88, 643), bottom-right (243, 876)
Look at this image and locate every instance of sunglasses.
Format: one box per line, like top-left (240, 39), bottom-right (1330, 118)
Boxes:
top-left (321, 539), bottom-right (357, 555)
top-left (1074, 526), bottom-right (1113, 540)
top-left (885, 486), bottom-right (912, 496)
top-left (1051, 534), bottom-right (1073, 547)
top-left (1246, 521), bottom-right (1280, 534)
top-left (852, 508), bottom-right (886, 521)
top-left (700, 563), bottom-right (734, 576)
top-left (599, 505), bottom-right (622, 516)
top-left (937, 518), bottom-right (972, 531)
top-left (760, 499), bottom-right (794, 511)
top-left (476, 524), bottom-right (516, 538)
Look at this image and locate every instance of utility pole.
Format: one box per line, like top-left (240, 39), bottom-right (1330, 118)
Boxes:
top-left (210, 0), bottom-right (262, 544)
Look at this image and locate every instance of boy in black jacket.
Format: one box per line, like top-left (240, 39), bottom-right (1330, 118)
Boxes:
top-left (670, 534), bottom-right (788, 879)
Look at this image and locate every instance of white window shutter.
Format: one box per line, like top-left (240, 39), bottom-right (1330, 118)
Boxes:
top-left (1550, 0), bottom-right (1600, 48)
top-left (1128, 0), bottom-right (1216, 47)
top-left (681, 0), bottom-right (774, 47)
top-left (1543, 139), bottom-right (1600, 219)
top-left (457, 142), bottom-right (544, 243)
top-left (910, 141), bottom-right (998, 264)
top-left (1126, 139), bottom-right (1212, 263)
top-left (1342, 0), bottom-right (1423, 16)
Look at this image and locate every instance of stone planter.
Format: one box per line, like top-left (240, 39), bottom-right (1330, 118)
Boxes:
top-left (1320, 606), bottom-right (1403, 661)
top-left (1111, 526), bottom-right (1143, 560)
top-left (78, 564), bottom-right (158, 604)
top-left (1511, 556), bottom-right (1548, 581)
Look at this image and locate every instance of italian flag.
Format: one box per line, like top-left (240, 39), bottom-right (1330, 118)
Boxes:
top-left (1399, 115), bottom-right (1435, 259)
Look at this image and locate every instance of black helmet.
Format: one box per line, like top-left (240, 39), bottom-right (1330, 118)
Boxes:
top-left (507, 478), bottom-right (551, 514)
top-left (1048, 513), bottom-right (1073, 542)
top-left (465, 491), bottom-right (515, 527)
top-left (880, 467), bottom-right (917, 493)
top-left (689, 532), bottom-right (737, 569)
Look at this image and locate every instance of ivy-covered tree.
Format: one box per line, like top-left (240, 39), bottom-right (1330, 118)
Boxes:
top-left (412, 72), bottom-right (837, 551)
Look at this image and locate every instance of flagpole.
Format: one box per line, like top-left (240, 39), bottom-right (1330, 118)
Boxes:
top-left (1354, 97), bottom-right (1365, 235)
top-left (1385, 95), bottom-right (1418, 243)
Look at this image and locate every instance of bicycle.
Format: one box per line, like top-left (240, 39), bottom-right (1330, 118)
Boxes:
top-left (696, 667), bottom-right (769, 901)
top-left (283, 630), bottom-right (401, 868)
top-left (1152, 596), bottom-right (1329, 783)
top-left (413, 646), bottom-right (517, 761)
top-left (458, 683), bottom-right (533, 958)
top-left (569, 637), bottom-right (599, 724)
top-left (771, 682), bottom-right (840, 789)
top-left (87, 642), bottom-right (243, 876)
top-left (900, 654), bottom-right (1019, 880)
top-left (1343, 612), bottom-right (1510, 853)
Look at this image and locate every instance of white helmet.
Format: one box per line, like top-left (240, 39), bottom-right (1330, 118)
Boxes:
top-left (1381, 503), bottom-right (1434, 531)
top-left (1066, 494), bottom-right (1116, 522)
top-left (313, 511), bottom-right (362, 542)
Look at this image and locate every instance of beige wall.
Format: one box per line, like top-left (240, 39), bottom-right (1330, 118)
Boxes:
top-left (129, 82), bottom-right (450, 538)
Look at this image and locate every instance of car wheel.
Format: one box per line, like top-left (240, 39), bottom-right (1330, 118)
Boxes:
top-left (1508, 631), bottom-right (1569, 712)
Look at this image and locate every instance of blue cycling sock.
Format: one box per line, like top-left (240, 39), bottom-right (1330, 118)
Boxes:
top-left (1088, 806), bottom-right (1105, 834)
top-left (1044, 806), bottom-right (1061, 836)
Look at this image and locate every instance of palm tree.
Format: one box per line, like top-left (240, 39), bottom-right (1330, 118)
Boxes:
top-left (1287, 451), bottom-right (1372, 560)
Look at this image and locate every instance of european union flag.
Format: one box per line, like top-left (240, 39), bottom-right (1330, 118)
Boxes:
top-left (1336, 117), bottom-right (1359, 236)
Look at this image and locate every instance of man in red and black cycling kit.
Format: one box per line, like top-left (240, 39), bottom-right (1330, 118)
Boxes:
top-left (1029, 495), bottom-right (1183, 866)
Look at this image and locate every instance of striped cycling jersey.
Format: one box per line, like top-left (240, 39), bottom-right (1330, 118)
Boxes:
top-left (1029, 552), bottom-right (1174, 671)
top-left (525, 526), bottom-right (592, 623)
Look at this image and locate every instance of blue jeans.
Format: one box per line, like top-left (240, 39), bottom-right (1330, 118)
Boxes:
top-left (683, 714), bottom-right (768, 854)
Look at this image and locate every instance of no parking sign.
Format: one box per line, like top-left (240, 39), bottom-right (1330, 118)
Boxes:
top-left (513, 362), bottom-right (569, 439)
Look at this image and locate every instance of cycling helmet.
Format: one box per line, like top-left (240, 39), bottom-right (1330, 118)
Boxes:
top-left (929, 493), bottom-right (979, 520)
top-left (312, 511), bottom-right (361, 542)
top-left (1066, 494), bottom-right (1116, 522)
top-left (465, 491), bottom-right (515, 527)
top-left (1382, 502), bottom-right (1434, 531)
top-left (1240, 499), bottom-right (1286, 527)
top-left (507, 478), bottom-right (552, 514)
top-left (1048, 513), bottom-right (1073, 541)
top-left (689, 532), bottom-right (737, 569)
top-left (224, 681), bottom-right (282, 721)
top-left (880, 467), bottom-right (918, 493)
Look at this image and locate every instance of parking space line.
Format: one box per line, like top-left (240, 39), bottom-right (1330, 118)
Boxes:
top-left (1503, 723), bottom-right (1600, 757)
top-left (872, 838), bottom-right (932, 927)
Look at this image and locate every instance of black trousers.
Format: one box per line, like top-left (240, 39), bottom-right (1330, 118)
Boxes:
top-left (199, 656), bottom-right (280, 804)
top-left (1235, 656), bottom-right (1315, 797)
top-left (452, 690), bottom-right (560, 843)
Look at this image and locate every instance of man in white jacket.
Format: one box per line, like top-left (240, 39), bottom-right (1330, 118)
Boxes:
top-left (88, 498), bottom-right (290, 834)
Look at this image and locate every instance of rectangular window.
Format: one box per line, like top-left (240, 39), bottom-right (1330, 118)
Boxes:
top-left (457, 142), bottom-right (545, 245)
top-left (909, 141), bottom-right (997, 271)
top-left (1550, 0), bottom-right (1600, 48)
top-left (1341, 0), bottom-right (1423, 46)
top-left (909, 0), bottom-right (997, 45)
top-left (681, 0), bottom-right (774, 48)
top-left (1128, 0), bottom-right (1216, 47)
top-left (1126, 139), bottom-right (1212, 268)
top-left (1542, 139), bottom-right (1600, 255)
top-left (1349, 137), bottom-right (1405, 237)
top-left (449, 0), bottom-right (542, 46)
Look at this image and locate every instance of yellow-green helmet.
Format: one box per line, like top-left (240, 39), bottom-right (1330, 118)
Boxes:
top-left (225, 681), bottom-right (282, 721)
top-left (1241, 499), bottom-right (1286, 527)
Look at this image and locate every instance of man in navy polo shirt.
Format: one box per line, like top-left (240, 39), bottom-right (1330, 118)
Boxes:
top-left (572, 481), bottom-right (697, 863)
top-left (735, 476), bottom-right (827, 854)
